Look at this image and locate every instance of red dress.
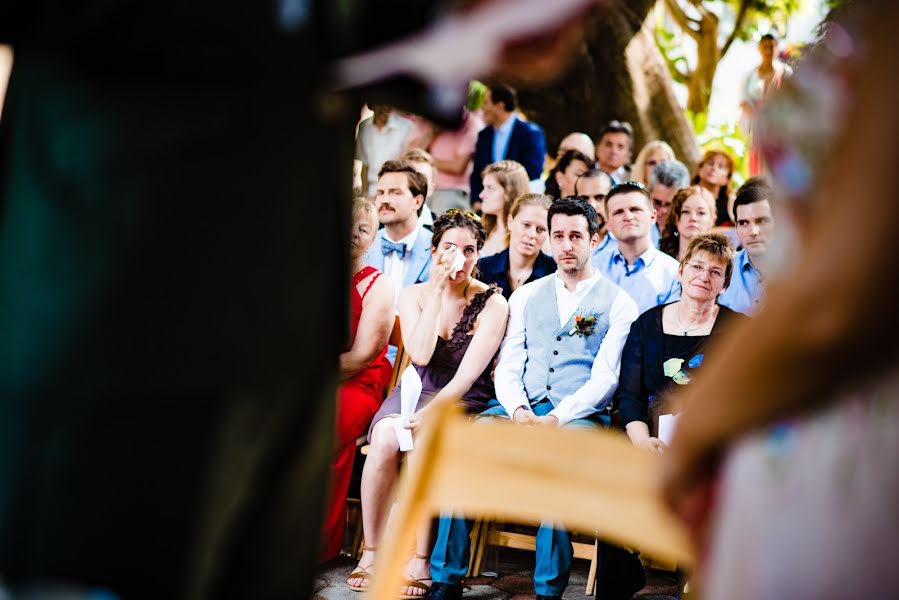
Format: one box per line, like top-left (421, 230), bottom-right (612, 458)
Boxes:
top-left (321, 265), bottom-right (392, 561)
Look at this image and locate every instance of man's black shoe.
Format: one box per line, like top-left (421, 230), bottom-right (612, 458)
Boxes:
top-left (424, 582), bottom-right (463, 600)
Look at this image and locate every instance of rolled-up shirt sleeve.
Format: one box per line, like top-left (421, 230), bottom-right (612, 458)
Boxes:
top-left (547, 290), bottom-right (638, 425)
top-left (494, 284), bottom-right (531, 418)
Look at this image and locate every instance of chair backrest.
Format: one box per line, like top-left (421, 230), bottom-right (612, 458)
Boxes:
top-left (387, 314), bottom-right (411, 392)
top-left (366, 402), bottom-right (694, 600)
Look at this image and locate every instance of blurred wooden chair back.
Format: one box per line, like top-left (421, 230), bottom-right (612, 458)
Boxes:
top-left (367, 402), bottom-right (694, 600)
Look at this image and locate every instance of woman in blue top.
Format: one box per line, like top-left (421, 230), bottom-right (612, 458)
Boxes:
top-left (477, 193), bottom-right (557, 299)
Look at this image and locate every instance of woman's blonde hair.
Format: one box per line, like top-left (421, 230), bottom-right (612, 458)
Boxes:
top-left (505, 193), bottom-right (552, 245)
top-left (352, 196), bottom-right (378, 230)
top-left (480, 160), bottom-right (529, 236)
top-left (631, 140), bottom-right (676, 186)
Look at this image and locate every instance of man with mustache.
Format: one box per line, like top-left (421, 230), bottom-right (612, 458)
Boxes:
top-left (428, 197), bottom-right (639, 600)
top-left (364, 160), bottom-right (433, 307)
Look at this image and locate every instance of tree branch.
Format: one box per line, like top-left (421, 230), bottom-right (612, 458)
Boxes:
top-left (664, 0), bottom-right (701, 40)
top-left (722, 0), bottom-right (752, 56)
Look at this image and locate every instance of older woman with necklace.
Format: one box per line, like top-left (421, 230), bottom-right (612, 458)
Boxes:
top-left (614, 233), bottom-right (747, 452)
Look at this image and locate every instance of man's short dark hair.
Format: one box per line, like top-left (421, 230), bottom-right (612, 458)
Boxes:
top-left (604, 181), bottom-right (651, 212)
top-left (548, 196), bottom-right (600, 237)
top-left (760, 32), bottom-right (778, 43)
top-left (575, 168), bottom-right (613, 193)
top-left (599, 120), bottom-right (634, 147)
top-left (378, 159), bottom-right (428, 216)
top-left (648, 159), bottom-right (690, 192)
top-left (732, 176), bottom-right (773, 221)
top-left (488, 83), bottom-right (517, 112)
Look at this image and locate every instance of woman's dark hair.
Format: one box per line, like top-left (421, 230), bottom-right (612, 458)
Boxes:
top-left (431, 210), bottom-right (487, 252)
top-left (545, 149), bottom-right (595, 200)
top-left (547, 196), bottom-right (600, 237)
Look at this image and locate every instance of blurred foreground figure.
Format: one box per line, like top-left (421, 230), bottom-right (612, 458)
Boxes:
top-left (662, 3), bottom-right (899, 598)
top-left (0, 2), bottom-right (595, 598)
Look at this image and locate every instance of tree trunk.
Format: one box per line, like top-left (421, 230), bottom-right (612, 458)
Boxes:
top-left (518, 0), bottom-right (700, 170)
top-left (685, 11), bottom-right (720, 115)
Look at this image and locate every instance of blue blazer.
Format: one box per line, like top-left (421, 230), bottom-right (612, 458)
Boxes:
top-left (470, 118), bottom-right (547, 200)
top-left (363, 226), bottom-right (432, 288)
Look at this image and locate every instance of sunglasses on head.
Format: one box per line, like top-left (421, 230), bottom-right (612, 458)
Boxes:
top-left (444, 208), bottom-right (481, 221)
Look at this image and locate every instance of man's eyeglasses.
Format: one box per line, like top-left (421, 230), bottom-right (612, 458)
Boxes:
top-left (576, 194), bottom-right (606, 203)
top-left (444, 208), bottom-right (481, 221)
top-left (652, 198), bottom-right (672, 209)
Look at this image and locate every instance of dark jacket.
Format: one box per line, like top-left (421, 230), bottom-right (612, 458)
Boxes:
top-left (477, 248), bottom-right (557, 299)
top-left (470, 117), bottom-right (547, 200)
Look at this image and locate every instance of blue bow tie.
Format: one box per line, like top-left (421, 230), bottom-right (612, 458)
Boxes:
top-left (382, 239), bottom-right (407, 259)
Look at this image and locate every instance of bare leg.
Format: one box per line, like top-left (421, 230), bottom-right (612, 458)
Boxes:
top-left (347, 417), bottom-right (400, 590)
top-left (399, 445), bottom-right (434, 597)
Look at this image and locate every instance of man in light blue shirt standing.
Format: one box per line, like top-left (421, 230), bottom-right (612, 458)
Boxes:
top-left (718, 177), bottom-right (774, 315)
top-left (598, 182), bottom-right (681, 314)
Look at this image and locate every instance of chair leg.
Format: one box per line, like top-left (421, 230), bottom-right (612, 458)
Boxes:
top-left (586, 538), bottom-right (598, 595)
top-left (350, 508), bottom-right (364, 559)
top-left (466, 517), bottom-right (483, 577)
top-left (472, 518), bottom-right (491, 577)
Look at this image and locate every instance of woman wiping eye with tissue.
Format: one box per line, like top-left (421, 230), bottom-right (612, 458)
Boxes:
top-left (348, 210), bottom-right (509, 599)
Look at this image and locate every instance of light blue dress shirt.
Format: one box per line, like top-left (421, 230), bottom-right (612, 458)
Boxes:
top-left (718, 249), bottom-right (763, 315)
top-left (492, 114), bottom-right (517, 163)
top-left (591, 231), bottom-right (616, 269)
top-left (597, 245), bottom-right (681, 314)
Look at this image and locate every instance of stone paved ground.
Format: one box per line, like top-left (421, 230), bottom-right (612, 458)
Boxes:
top-left (314, 549), bottom-right (677, 600)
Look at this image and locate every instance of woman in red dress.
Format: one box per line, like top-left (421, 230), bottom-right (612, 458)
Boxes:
top-left (321, 197), bottom-right (395, 561)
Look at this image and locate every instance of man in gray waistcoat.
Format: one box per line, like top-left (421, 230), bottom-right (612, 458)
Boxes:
top-left (427, 197), bottom-right (638, 600)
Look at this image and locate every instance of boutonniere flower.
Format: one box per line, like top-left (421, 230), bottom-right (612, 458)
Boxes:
top-left (568, 313), bottom-right (597, 337)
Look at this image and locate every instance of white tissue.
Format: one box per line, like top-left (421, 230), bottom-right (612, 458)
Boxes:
top-left (658, 413), bottom-right (680, 446)
top-left (449, 249), bottom-right (466, 278)
top-left (395, 365), bottom-right (422, 451)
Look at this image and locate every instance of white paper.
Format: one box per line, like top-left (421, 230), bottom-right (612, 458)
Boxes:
top-left (396, 365), bottom-right (423, 451)
top-left (658, 414), bottom-right (680, 446)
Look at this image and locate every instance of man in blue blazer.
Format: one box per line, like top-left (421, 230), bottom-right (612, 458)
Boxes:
top-left (470, 83), bottom-right (547, 202)
top-left (364, 159), bottom-right (432, 307)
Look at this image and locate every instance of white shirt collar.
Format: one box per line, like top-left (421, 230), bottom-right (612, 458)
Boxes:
top-left (553, 268), bottom-right (601, 295)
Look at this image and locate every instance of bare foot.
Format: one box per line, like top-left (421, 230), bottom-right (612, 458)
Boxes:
top-left (347, 548), bottom-right (375, 591)
top-left (400, 554), bottom-right (432, 597)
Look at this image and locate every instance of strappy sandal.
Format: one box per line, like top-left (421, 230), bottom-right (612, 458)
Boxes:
top-left (399, 553), bottom-right (433, 600)
top-left (347, 543), bottom-right (376, 592)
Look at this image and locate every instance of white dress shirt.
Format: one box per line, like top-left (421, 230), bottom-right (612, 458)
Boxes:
top-left (495, 270), bottom-right (638, 425)
top-left (355, 112), bottom-right (413, 196)
top-left (381, 227), bottom-right (421, 307)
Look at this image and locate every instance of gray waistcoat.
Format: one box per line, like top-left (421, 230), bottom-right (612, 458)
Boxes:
top-left (523, 276), bottom-right (621, 405)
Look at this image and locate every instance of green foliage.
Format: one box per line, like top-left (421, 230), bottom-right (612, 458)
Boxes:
top-left (467, 80), bottom-right (487, 112)
top-left (654, 20), bottom-right (690, 83)
top-left (688, 110), bottom-right (750, 184)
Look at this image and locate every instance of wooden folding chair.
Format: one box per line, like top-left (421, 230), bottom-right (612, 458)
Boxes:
top-left (366, 402), bottom-right (694, 600)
